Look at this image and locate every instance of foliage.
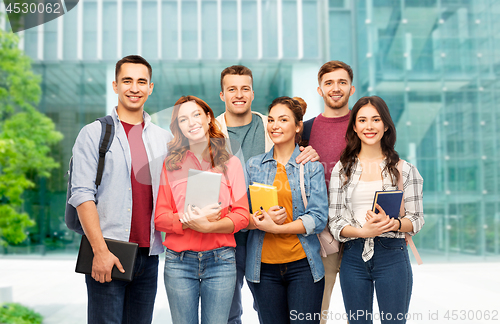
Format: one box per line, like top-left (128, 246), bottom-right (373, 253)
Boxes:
top-left (0, 31), bottom-right (41, 115)
top-left (0, 303), bottom-right (43, 324)
top-left (0, 28), bottom-right (63, 246)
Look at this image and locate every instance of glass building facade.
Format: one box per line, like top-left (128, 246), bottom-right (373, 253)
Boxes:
top-left (1, 0), bottom-right (499, 258)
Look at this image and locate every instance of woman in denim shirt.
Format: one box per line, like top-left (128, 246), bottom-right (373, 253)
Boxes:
top-left (245, 97), bottom-right (328, 324)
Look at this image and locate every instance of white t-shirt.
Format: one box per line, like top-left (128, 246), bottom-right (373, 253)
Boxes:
top-left (351, 180), bottom-right (383, 227)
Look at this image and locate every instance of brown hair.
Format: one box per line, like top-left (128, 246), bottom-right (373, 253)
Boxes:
top-left (220, 65), bottom-right (253, 91)
top-left (293, 97), bottom-right (307, 116)
top-left (268, 96), bottom-right (303, 144)
top-left (165, 96), bottom-right (230, 172)
top-left (115, 55), bottom-right (152, 82)
top-left (317, 61), bottom-right (353, 85)
top-left (339, 96), bottom-right (399, 186)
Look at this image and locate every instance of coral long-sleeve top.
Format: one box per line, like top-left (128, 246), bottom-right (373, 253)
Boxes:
top-left (154, 151), bottom-right (249, 252)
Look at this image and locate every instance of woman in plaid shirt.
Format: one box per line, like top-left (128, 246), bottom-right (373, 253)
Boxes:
top-left (328, 96), bottom-right (424, 324)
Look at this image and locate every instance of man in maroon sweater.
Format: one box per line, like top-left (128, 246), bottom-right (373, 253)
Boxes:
top-left (302, 61), bottom-right (356, 324)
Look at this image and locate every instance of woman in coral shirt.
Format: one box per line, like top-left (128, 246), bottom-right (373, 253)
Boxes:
top-left (155, 95), bottom-right (249, 324)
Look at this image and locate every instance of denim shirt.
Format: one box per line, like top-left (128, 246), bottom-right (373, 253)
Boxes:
top-left (245, 145), bottom-right (328, 283)
top-left (68, 107), bottom-right (173, 255)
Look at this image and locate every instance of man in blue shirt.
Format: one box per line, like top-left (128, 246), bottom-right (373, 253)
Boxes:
top-left (69, 55), bottom-right (172, 324)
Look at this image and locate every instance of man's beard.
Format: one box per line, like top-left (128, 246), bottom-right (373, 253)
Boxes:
top-left (324, 89), bottom-right (351, 110)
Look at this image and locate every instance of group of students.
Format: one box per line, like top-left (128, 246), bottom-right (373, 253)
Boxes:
top-left (70, 55), bottom-right (424, 324)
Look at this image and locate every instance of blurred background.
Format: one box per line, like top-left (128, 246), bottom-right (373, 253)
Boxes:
top-left (1, 0), bottom-right (499, 261)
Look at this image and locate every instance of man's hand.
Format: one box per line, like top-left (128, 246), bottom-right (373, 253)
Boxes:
top-left (296, 145), bottom-right (320, 164)
top-left (267, 205), bottom-right (287, 225)
top-left (91, 249), bottom-right (125, 283)
top-left (76, 201), bottom-right (125, 283)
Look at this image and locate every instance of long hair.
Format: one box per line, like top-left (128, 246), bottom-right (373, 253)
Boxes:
top-left (268, 96), bottom-right (303, 144)
top-left (165, 96), bottom-right (230, 172)
top-left (339, 96), bottom-right (400, 185)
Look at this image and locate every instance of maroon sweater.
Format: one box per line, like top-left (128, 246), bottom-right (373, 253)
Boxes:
top-left (121, 121), bottom-right (153, 248)
top-left (308, 112), bottom-right (350, 189)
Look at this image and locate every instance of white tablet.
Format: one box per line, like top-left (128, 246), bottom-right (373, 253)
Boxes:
top-left (184, 169), bottom-right (222, 212)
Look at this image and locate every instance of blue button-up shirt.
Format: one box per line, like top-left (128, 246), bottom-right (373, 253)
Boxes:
top-left (245, 145), bottom-right (328, 283)
top-left (68, 107), bottom-right (173, 255)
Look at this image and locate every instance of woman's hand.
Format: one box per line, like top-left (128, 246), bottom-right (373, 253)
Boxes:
top-left (365, 204), bottom-right (389, 223)
top-left (361, 204), bottom-right (398, 237)
top-left (267, 205), bottom-right (287, 225)
top-left (180, 205), bottom-right (214, 233)
top-left (252, 208), bottom-right (280, 234)
top-left (197, 203), bottom-right (222, 222)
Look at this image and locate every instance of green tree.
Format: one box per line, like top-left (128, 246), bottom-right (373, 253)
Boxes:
top-left (0, 303), bottom-right (43, 324)
top-left (0, 27), bottom-right (63, 246)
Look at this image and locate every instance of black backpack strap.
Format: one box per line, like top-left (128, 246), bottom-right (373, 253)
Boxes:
top-left (95, 115), bottom-right (115, 187)
top-left (301, 117), bottom-right (316, 145)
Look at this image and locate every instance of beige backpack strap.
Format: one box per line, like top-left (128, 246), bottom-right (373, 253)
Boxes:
top-left (397, 160), bottom-right (423, 265)
top-left (299, 163), bottom-right (308, 208)
top-left (397, 160), bottom-right (405, 217)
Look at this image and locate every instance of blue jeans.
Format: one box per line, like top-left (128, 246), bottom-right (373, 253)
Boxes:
top-left (85, 248), bottom-right (158, 324)
top-left (163, 247), bottom-right (237, 324)
top-left (252, 258), bottom-right (325, 324)
top-left (340, 238), bottom-right (413, 324)
top-left (228, 245), bottom-right (261, 324)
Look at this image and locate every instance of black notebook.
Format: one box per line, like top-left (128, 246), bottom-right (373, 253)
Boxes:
top-left (371, 190), bottom-right (404, 219)
top-left (75, 235), bottom-right (138, 282)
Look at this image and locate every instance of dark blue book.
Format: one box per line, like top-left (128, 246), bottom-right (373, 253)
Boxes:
top-left (371, 190), bottom-right (404, 218)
